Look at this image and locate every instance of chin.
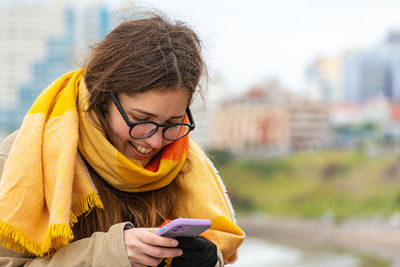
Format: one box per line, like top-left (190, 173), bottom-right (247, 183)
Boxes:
top-left (125, 153), bottom-right (150, 167)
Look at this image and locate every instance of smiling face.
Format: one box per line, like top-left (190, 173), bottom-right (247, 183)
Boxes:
top-left (106, 88), bottom-right (190, 167)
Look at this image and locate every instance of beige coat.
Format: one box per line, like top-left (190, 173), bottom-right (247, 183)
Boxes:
top-left (0, 132), bottom-right (224, 266)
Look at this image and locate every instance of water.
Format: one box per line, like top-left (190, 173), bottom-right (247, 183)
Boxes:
top-left (233, 237), bottom-right (361, 267)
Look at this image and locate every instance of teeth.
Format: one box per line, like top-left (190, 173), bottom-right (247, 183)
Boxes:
top-left (133, 143), bottom-right (152, 154)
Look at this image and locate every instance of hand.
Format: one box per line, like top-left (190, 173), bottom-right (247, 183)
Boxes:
top-left (171, 236), bottom-right (218, 267)
top-left (123, 228), bottom-right (183, 267)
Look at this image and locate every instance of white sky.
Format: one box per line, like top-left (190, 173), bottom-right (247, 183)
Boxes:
top-left (3, 0), bottom-right (400, 93)
top-left (123, 0), bottom-right (400, 93)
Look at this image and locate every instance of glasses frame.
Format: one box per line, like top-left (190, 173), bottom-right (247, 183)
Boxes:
top-left (110, 92), bottom-right (195, 141)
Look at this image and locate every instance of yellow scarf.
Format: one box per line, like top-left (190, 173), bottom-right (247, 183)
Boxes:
top-left (0, 69), bottom-right (244, 262)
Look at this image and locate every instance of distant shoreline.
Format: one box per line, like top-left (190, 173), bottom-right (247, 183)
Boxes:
top-left (237, 215), bottom-right (400, 266)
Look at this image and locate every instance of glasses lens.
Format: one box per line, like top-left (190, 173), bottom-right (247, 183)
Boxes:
top-left (130, 123), bottom-right (157, 138)
top-left (164, 124), bottom-right (191, 140)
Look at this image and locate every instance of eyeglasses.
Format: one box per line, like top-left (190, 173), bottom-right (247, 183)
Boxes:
top-left (110, 92), bottom-right (195, 141)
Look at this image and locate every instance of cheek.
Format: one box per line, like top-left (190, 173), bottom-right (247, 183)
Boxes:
top-left (106, 112), bottom-right (131, 144)
top-left (112, 124), bottom-right (130, 141)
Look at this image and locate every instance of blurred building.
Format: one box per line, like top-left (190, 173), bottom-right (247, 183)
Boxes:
top-left (306, 56), bottom-right (343, 103)
top-left (306, 31), bottom-right (400, 104)
top-left (289, 100), bottom-right (332, 150)
top-left (0, 2), bottom-right (112, 140)
top-left (209, 80), bottom-right (331, 155)
top-left (385, 31), bottom-right (400, 103)
top-left (329, 98), bottom-right (391, 148)
top-left (330, 98), bottom-right (390, 127)
top-left (389, 104), bottom-right (400, 146)
top-left (341, 31), bottom-right (400, 103)
top-left (211, 96), bottom-right (290, 156)
top-left (343, 49), bottom-right (388, 103)
top-left (210, 81), bottom-right (291, 156)
top-left (190, 75), bottom-right (230, 150)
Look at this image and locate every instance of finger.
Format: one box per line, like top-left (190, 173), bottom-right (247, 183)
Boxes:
top-left (140, 242), bottom-right (183, 259)
top-left (144, 227), bottom-right (160, 233)
top-left (138, 230), bottom-right (179, 248)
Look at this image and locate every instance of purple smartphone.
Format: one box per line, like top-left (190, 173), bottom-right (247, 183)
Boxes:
top-left (155, 218), bottom-right (212, 238)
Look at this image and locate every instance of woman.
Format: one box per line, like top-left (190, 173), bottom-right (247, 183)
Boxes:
top-left (0, 12), bottom-right (244, 267)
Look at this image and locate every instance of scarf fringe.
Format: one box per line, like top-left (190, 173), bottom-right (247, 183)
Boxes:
top-left (0, 193), bottom-right (103, 256)
top-left (70, 192), bottom-right (104, 225)
top-left (0, 222), bottom-right (73, 257)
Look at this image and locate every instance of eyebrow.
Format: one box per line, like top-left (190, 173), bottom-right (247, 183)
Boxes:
top-left (129, 108), bottom-right (185, 120)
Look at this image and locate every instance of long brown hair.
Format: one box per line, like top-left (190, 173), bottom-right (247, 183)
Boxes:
top-left (73, 12), bottom-right (205, 239)
top-left (72, 160), bottom-right (191, 240)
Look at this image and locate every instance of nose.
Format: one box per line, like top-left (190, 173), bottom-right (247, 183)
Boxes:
top-left (143, 128), bottom-right (164, 149)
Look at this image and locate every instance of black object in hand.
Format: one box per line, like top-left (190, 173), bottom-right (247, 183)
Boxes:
top-left (171, 236), bottom-right (218, 267)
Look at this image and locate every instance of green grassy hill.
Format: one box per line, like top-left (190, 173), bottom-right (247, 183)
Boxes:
top-left (213, 149), bottom-right (400, 221)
